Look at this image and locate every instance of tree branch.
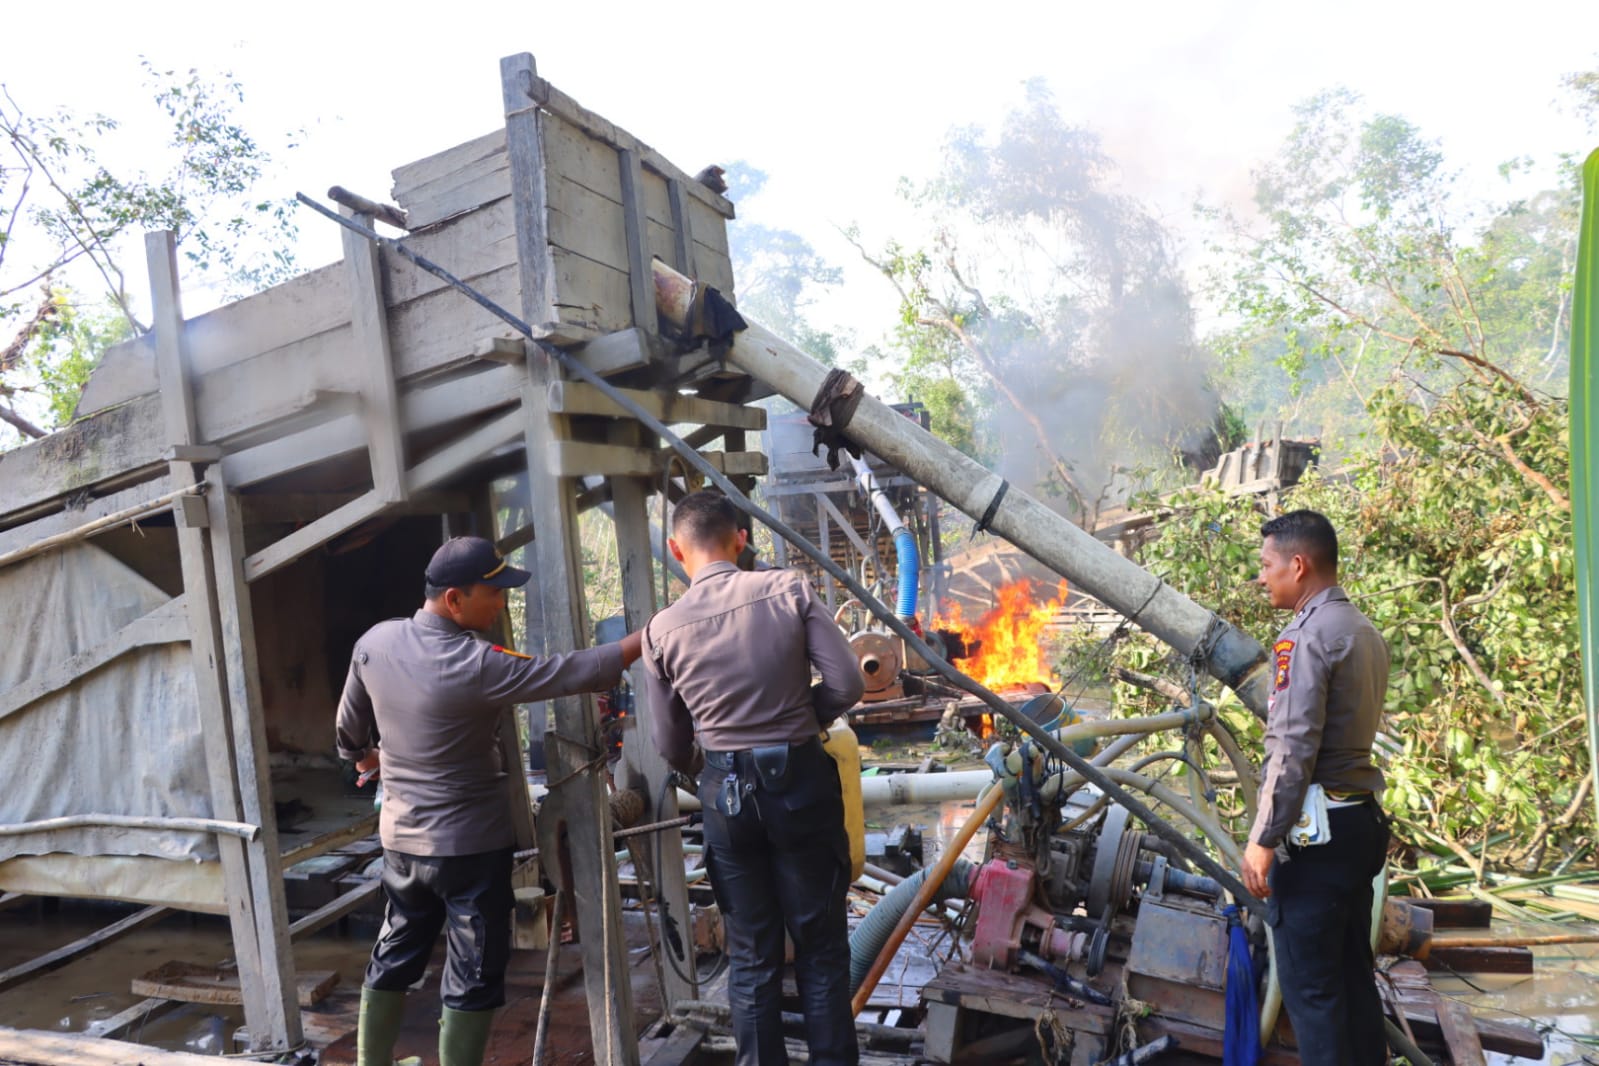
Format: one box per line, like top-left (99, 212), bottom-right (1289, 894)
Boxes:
top-left (0, 399), bottom-right (46, 439)
top-left (0, 288), bottom-right (58, 375)
top-left (1424, 576), bottom-right (1504, 706)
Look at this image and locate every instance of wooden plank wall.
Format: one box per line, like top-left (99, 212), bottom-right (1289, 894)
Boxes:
top-left (389, 116), bottom-right (735, 338)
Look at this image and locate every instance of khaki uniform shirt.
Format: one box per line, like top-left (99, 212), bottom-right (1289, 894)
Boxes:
top-left (1249, 586), bottom-right (1389, 848)
top-left (641, 562), bottom-right (864, 770)
top-left (336, 610), bottom-right (623, 856)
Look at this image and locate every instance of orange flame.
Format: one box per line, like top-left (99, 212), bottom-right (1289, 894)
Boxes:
top-left (937, 579), bottom-right (1070, 692)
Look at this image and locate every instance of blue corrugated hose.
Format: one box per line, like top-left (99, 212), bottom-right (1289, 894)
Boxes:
top-left (893, 528), bottom-right (918, 619)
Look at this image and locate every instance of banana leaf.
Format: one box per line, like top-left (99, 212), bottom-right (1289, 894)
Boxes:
top-left (1576, 148), bottom-right (1599, 834)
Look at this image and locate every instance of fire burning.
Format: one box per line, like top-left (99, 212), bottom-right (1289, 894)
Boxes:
top-left (936, 579), bottom-right (1070, 691)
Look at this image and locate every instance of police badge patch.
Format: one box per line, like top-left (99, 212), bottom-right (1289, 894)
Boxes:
top-left (1273, 639), bottom-right (1295, 691)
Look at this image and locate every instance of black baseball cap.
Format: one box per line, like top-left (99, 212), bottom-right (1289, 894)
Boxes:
top-left (425, 536), bottom-right (531, 590)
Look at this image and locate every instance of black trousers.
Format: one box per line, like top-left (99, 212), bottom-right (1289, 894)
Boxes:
top-left (364, 847), bottom-right (514, 1012)
top-left (1268, 802), bottom-right (1391, 1066)
top-left (700, 738), bottom-right (858, 1066)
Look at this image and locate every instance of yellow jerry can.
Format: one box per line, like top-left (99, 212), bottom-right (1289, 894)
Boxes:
top-left (822, 718), bottom-right (866, 881)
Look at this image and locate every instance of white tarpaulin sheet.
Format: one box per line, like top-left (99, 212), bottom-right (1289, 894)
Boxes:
top-left (0, 540), bottom-right (216, 864)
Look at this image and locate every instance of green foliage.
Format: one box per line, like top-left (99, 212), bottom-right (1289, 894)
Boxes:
top-left (0, 62), bottom-right (298, 446)
top-left (1109, 370), bottom-right (1583, 871)
top-left (1205, 88), bottom-right (1580, 445)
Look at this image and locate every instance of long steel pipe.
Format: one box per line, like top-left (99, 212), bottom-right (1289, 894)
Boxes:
top-left (651, 261), bottom-right (1272, 720)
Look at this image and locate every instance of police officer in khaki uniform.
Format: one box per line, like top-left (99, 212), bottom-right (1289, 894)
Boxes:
top-left (336, 536), bottom-right (642, 1066)
top-left (640, 492), bottom-right (865, 1066)
top-left (1243, 510), bottom-right (1390, 1066)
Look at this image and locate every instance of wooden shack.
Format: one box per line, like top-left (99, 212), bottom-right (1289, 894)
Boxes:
top-left (0, 52), bottom-right (765, 1062)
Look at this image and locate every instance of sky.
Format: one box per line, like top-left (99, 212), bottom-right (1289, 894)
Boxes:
top-left (5, 0), bottom-right (1598, 353)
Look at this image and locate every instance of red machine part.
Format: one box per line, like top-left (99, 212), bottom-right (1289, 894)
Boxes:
top-left (968, 859), bottom-right (1086, 970)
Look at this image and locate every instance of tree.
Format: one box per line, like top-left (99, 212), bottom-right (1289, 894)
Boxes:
top-left (1102, 83), bottom-right (1591, 876)
top-left (722, 162), bottom-right (850, 366)
top-left (0, 61), bottom-right (299, 446)
top-left (852, 82), bottom-right (1230, 528)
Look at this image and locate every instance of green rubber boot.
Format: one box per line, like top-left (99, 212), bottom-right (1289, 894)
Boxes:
top-left (439, 1006), bottom-right (496, 1066)
top-left (357, 987), bottom-right (411, 1066)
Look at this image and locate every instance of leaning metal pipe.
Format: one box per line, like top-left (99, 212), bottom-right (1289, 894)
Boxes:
top-left (651, 260), bottom-right (1272, 721)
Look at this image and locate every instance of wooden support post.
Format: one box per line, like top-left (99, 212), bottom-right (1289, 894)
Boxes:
top-left (618, 149), bottom-right (658, 332)
top-left (145, 231), bottom-right (300, 1050)
top-left (503, 52), bottom-right (638, 1066)
top-left (666, 179), bottom-right (697, 278)
top-left (469, 484), bottom-right (538, 856)
top-left (612, 453), bottom-right (696, 1008)
top-left (340, 206), bottom-right (407, 504)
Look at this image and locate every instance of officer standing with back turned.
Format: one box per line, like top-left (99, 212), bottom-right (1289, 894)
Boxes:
top-left (1243, 510), bottom-right (1391, 1066)
top-left (640, 491), bottom-right (865, 1066)
top-left (336, 535), bottom-right (642, 1066)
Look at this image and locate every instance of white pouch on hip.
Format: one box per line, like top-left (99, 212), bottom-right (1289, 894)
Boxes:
top-left (1288, 783), bottom-right (1332, 847)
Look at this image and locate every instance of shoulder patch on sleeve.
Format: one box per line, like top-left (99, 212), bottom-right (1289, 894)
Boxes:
top-left (492, 644), bottom-right (532, 660)
top-left (1273, 639), bottom-right (1296, 692)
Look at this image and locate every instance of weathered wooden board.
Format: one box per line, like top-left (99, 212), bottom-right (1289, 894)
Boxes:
top-left (397, 148), bottom-right (512, 230)
top-left (391, 128), bottom-right (504, 196)
top-left (0, 395), bottom-right (166, 521)
top-left (549, 245), bottom-right (634, 335)
top-left (132, 960), bottom-right (338, 1007)
top-left (76, 196), bottom-right (519, 432)
top-left (0, 1028), bottom-right (231, 1066)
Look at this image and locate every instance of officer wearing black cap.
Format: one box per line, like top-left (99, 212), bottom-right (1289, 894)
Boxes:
top-left (336, 536), bottom-right (642, 1066)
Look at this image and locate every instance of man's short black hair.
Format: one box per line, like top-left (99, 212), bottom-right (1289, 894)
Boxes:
top-left (672, 491), bottom-right (740, 548)
top-left (1261, 509), bottom-right (1339, 573)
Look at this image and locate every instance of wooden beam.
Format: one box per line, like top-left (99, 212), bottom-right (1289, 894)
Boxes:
top-left (221, 362), bottom-right (523, 490)
top-left (242, 490), bottom-right (385, 583)
top-left (613, 470), bottom-right (695, 1007)
top-left (241, 408), bottom-right (525, 581)
top-left (204, 469), bottom-right (302, 1052)
top-left (288, 879), bottom-right (382, 940)
top-left (547, 380), bottom-right (766, 430)
top-left (86, 997), bottom-right (186, 1040)
top-left (617, 149), bottom-right (657, 331)
top-left (504, 51), bottom-right (638, 1066)
top-left (340, 207), bottom-right (408, 504)
top-left (146, 230), bottom-right (293, 1048)
top-left (0, 597), bottom-right (188, 723)
top-left (812, 492), bottom-right (883, 573)
top-left (281, 814), bottom-right (379, 868)
top-left (0, 1028), bottom-right (227, 1066)
top-left (0, 478), bottom-right (174, 561)
top-left (666, 180), bottom-right (697, 278)
top-left (0, 905), bottom-right (167, 994)
top-left (572, 327), bottom-right (656, 377)
top-left (548, 443), bottom-right (766, 479)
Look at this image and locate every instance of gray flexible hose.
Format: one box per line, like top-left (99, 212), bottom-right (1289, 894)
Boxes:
top-left (848, 857), bottom-right (977, 994)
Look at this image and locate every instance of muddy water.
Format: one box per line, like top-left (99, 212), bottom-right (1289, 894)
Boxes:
top-left (1431, 923), bottom-right (1599, 1065)
top-left (0, 907), bottom-right (372, 1053)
